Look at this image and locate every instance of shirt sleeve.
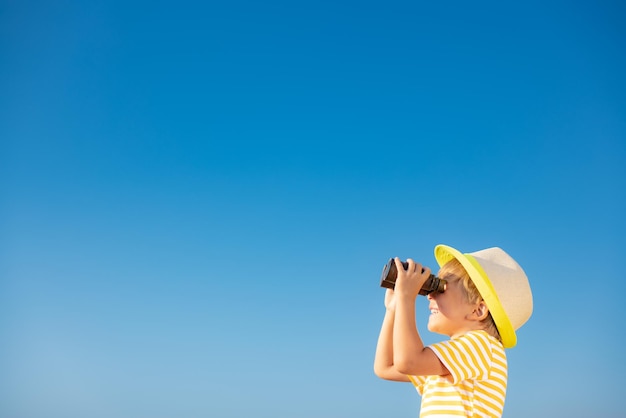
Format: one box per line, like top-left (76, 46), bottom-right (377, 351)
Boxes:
top-left (427, 331), bottom-right (494, 385)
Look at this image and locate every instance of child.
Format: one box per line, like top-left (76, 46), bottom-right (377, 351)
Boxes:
top-left (374, 244), bottom-right (533, 417)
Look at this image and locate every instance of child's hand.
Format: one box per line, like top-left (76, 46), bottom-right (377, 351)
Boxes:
top-left (393, 257), bottom-right (431, 299)
top-left (384, 288), bottom-right (396, 311)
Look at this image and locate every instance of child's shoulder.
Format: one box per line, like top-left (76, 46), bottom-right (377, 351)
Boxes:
top-left (440, 330), bottom-right (505, 355)
top-left (462, 329), bottom-right (504, 348)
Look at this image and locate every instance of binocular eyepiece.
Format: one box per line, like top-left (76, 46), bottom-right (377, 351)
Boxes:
top-left (380, 258), bottom-right (446, 296)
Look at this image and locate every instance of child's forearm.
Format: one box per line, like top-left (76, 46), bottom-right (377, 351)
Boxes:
top-left (374, 309), bottom-right (409, 381)
top-left (374, 309), bottom-right (395, 373)
top-left (393, 295), bottom-right (426, 374)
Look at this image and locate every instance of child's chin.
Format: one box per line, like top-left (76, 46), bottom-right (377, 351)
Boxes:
top-left (426, 320), bottom-right (438, 333)
top-left (427, 317), bottom-right (448, 335)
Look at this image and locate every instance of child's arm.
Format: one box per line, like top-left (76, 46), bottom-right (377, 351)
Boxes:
top-left (393, 258), bottom-right (448, 377)
top-left (374, 289), bottom-right (410, 382)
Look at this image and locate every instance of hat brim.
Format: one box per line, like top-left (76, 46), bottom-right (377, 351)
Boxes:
top-left (434, 244), bottom-right (517, 348)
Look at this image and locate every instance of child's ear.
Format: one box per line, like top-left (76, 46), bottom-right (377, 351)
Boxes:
top-left (472, 301), bottom-right (490, 321)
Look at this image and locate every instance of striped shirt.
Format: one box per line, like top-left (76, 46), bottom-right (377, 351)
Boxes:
top-left (408, 330), bottom-right (507, 417)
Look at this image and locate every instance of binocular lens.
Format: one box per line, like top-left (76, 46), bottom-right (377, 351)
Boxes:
top-left (379, 259), bottom-right (446, 296)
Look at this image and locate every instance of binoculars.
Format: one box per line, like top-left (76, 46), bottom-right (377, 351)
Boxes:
top-left (380, 258), bottom-right (446, 296)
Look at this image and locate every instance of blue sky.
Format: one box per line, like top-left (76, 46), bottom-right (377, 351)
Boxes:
top-left (1, 1), bottom-right (624, 417)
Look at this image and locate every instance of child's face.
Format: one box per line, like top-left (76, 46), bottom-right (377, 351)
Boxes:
top-left (426, 276), bottom-right (480, 338)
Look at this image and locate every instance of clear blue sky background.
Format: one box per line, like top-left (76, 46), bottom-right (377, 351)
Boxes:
top-left (1, 1), bottom-right (625, 417)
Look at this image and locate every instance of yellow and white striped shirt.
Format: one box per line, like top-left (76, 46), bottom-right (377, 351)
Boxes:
top-left (408, 330), bottom-right (507, 417)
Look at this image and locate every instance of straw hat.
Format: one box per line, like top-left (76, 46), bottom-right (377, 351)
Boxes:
top-left (434, 244), bottom-right (533, 348)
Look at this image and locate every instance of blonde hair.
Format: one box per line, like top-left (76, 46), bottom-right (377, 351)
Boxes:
top-left (439, 259), bottom-right (501, 342)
